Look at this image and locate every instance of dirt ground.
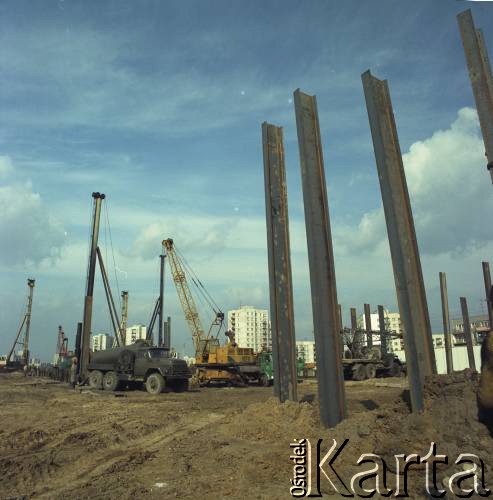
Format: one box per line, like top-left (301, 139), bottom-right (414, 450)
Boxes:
top-left (0, 371), bottom-right (491, 499)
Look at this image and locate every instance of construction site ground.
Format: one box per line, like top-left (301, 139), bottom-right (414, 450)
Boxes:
top-left (1, 371), bottom-right (491, 499)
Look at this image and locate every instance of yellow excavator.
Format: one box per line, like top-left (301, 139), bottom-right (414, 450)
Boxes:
top-left (163, 238), bottom-right (261, 386)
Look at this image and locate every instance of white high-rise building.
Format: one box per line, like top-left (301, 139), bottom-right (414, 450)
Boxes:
top-left (91, 333), bottom-right (115, 352)
top-left (125, 324), bottom-right (147, 345)
top-left (357, 309), bottom-right (403, 336)
top-left (296, 340), bottom-right (316, 364)
top-left (227, 306), bottom-right (271, 353)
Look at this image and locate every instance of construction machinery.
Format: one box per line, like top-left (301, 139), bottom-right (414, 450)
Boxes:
top-left (56, 326), bottom-right (69, 358)
top-left (341, 327), bottom-right (405, 380)
top-left (163, 238), bottom-right (263, 386)
top-left (73, 193), bottom-right (190, 394)
top-left (87, 339), bottom-right (190, 393)
top-left (78, 192), bottom-right (127, 382)
top-left (54, 326), bottom-right (73, 370)
top-left (3, 279), bottom-right (35, 371)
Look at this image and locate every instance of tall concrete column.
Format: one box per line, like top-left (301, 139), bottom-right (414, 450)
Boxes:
top-left (262, 122), bottom-right (298, 402)
top-left (362, 71), bottom-right (436, 412)
top-left (294, 89), bottom-right (346, 427)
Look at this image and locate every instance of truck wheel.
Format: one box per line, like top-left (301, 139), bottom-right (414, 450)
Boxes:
top-left (146, 373), bottom-right (165, 394)
top-left (89, 370), bottom-right (103, 389)
top-left (103, 371), bottom-right (120, 391)
top-left (365, 364), bottom-right (377, 379)
top-left (352, 363), bottom-right (366, 381)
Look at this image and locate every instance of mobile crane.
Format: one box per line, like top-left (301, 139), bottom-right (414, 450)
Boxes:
top-left (163, 238), bottom-right (263, 386)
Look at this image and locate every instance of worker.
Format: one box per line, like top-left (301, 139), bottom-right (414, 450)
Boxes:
top-left (70, 357), bottom-right (78, 389)
top-left (23, 364), bottom-right (28, 377)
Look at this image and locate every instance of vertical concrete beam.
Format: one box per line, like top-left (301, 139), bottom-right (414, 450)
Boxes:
top-left (293, 89), bottom-right (346, 427)
top-left (362, 71), bottom-right (436, 412)
top-left (460, 297), bottom-right (477, 371)
top-left (364, 303), bottom-right (373, 348)
top-left (458, 10), bottom-right (493, 181)
top-left (482, 262), bottom-right (493, 332)
top-left (262, 122), bottom-right (298, 402)
top-left (439, 272), bottom-right (454, 375)
top-left (377, 305), bottom-right (387, 356)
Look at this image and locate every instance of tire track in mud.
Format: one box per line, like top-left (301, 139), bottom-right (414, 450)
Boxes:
top-left (35, 412), bottom-right (225, 498)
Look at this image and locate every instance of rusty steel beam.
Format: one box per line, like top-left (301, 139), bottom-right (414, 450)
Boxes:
top-left (460, 297), bottom-right (477, 371)
top-left (350, 307), bottom-right (363, 358)
top-left (458, 10), bottom-right (493, 182)
top-left (362, 71), bottom-right (436, 412)
top-left (294, 89), bottom-right (346, 427)
top-left (439, 272), bottom-right (454, 375)
top-left (364, 303), bottom-right (373, 348)
top-left (377, 305), bottom-right (387, 357)
top-left (350, 307), bottom-right (357, 332)
top-left (338, 304), bottom-right (343, 332)
top-left (262, 122), bottom-right (298, 402)
top-left (482, 262), bottom-right (493, 333)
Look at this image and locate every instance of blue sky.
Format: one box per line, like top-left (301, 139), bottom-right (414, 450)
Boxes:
top-left (1, 0), bottom-right (493, 361)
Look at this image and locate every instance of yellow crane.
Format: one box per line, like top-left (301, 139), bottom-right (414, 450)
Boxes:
top-left (163, 238), bottom-right (260, 386)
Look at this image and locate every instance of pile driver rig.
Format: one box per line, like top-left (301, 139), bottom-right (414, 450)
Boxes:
top-left (4, 279), bottom-right (35, 370)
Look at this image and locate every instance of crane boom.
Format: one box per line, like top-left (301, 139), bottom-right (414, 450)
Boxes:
top-left (163, 239), bottom-right (205, 352)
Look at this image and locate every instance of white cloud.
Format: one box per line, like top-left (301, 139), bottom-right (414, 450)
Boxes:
top-left (335, 107), bottom-right (489, 258)
top-left (0, 159), bottom-right (65, 266)
top-left (0, 156), bottom-right (13, 178)
top-left (404, 107), bottom-right (490, 255)
top-left (127, 217), bottom-right (241, 261)
top-left (334, 208), bottom-right (386, 255)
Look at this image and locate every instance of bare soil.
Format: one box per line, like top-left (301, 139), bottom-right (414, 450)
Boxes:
top-left (0, 371), bottom-right (491, 499)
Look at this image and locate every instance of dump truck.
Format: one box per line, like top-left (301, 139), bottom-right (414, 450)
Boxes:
top-left (87, 340), bottom-right (191, 394)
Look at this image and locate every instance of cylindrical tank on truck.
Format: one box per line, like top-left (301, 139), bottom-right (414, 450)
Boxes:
top-left (87, 339), bottom-right (191, 394)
